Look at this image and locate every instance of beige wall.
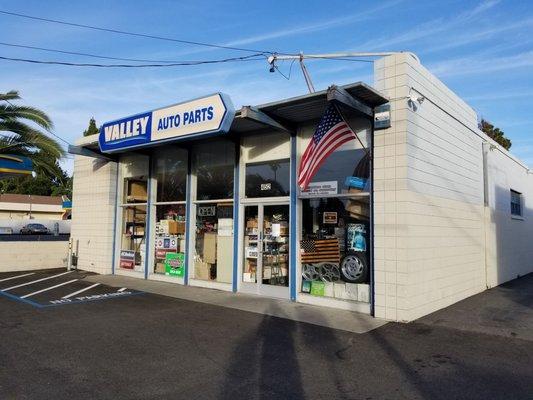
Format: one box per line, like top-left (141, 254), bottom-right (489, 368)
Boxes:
top-left (373, 53), bottom-right (533, 322)
top-left (373, 53), bottom-right (486, 321)
top-left (0, 241), bottom-right (68, 271)
top-left (71, 153), bottom-right (118, 275)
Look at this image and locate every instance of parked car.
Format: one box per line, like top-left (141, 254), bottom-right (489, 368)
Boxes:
top-left (20, 223), bottom-right (50, 235)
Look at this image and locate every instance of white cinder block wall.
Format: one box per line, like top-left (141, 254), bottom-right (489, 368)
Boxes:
top-left (70, 137), bottom-right (117, 275)
top-left (485, 145), bottom-right (533, 287)
top-left (374, 53), bottom-right (533, 322)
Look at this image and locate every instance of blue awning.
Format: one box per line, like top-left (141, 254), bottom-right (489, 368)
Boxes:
top-left (0, 154), bottom-right (34, 178)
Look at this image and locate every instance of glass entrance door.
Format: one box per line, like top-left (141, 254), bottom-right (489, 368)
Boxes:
top-left (242, 204), bottom-right (290, 298)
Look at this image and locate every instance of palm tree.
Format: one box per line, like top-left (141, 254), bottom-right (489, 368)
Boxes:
top-left (0, 90), bottom-right (64, 176)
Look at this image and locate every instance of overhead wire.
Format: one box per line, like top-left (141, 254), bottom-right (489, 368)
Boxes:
top-left (0, 54), bottom-right (267, 68)
top-left (0, 10), bottom-right (291, 56)
top-left (0, 41), bottom-right (266, 64)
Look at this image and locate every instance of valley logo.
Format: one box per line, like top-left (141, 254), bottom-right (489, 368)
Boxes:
top-left (98, 93), bottom-right (234, 153)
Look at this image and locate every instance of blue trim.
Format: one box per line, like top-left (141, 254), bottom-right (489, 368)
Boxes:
top-left (369, 117), bottom-right (376, 317)
top-left (289, 132), bottom-right (297, 301)
top-left (111, 162), bottom-right (120, 275)
top-left (0, 290), bottom-right (45, 308)
top-left (144, 155), bottom-right (153, 280)
top-left (232, 138), bottom-right (240, 293)
top-left (184, 147), bottom-right (192, 285)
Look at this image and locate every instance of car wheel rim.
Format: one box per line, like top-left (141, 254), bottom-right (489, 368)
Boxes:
top-left (341, 255), bottom-right (364, 280)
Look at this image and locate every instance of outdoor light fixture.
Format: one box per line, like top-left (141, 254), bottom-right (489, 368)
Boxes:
top-left (409, 94), bottom-right (425, 104)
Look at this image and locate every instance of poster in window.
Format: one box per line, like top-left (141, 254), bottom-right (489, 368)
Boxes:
top-left (323, 212), bottom-right (338, 224)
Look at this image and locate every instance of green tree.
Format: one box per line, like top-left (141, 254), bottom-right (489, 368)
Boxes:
top-left (479, 119), bottom-right (512, 150)
top-left (0, 90), bottom-right (65, 175)
top-left (83, 117), bottom-right (99, 136)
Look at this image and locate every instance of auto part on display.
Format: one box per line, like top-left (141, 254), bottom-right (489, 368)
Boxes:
top-left (302, 262), bottom-right (341, 282)
top-left (340, 252), bottom-right (368, 283)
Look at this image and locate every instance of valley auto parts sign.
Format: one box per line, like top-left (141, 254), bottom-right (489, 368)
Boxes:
top-left (99, 93), bottom-right (234, 153)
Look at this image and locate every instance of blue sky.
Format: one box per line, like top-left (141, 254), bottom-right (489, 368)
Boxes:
top-left (0, 0), bottom-right (532, 173)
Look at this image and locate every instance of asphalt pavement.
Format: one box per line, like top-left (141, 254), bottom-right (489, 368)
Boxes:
top-left (1, 268), bottom-right (532, 400)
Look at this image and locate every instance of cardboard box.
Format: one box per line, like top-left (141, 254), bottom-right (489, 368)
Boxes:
top-left (159, 220), bottom-right (185, 235)
top-left (128, 180), bottom-right (147, 202)
top-left (203, 232), bottom-right (217, 264)
top-left (155, 262), bottom-right (166, 274)
top-left (246, 218), bottom-right (258, 228)
top-left (194, 261), bottom-right (210, 280)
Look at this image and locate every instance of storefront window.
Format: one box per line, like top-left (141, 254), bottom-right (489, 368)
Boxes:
top-left (193, 202), bottom-right (234, 283)
top-left (300, 130), bottom-right (371, 196)
top-left (245, 159), bottom-right (290, 198)
top-left (119, 154), bottom-right (149, 272)
top-left (154, 148), bottom-right (187, 202)
top-left (153, 204), bottom-right (186, 277)
top-left (193, 140), bottom-right (234, 200)
top-left (192, 139), bottom-right (235, 283)
top-left (152, 148), bottom-right (188, 278)
top-left (300, 197), bottom-right (370, 302)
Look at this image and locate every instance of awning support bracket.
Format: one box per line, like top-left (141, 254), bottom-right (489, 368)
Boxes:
top-left (68, 145), bottom-right (115, 161)
top-left (326, 85), bottom-right (373, 117)
top-left (241, 106), bottom-right (293, 133)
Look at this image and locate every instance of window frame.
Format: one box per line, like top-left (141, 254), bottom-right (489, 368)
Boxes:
top-left (510, 189), bottom-right (523, 218)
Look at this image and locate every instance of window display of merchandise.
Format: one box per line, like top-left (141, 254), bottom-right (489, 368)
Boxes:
top-left (119, 175), bottom-right (148, 272)
top-left (194, 203), bottom-right (234, 283)
top-left (243, 205), bottom-right (289, 287)
top-left (153, 205), bottom-right (186, 277)
top-left (120, 205), bottom-right (147, 271)
top-left (300, 197), bottom-right (370, 303)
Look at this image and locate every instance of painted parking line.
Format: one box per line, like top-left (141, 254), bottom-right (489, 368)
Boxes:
top-left (0, 269), bottom-right (144, 308)
top-left (0, 272), bottom-right (35, 282)
top-left (62, 283), bottom-right (101, 299)
top-left (1, 271), bottom-right (73, 291)
top-left (20, 279), bottom-right (78, 299)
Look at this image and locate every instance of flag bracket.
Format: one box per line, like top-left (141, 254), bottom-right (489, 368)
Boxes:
top-left (326, 85), bottom-right (373, 117)
top-left (241, 106), bottom-right (293, 133)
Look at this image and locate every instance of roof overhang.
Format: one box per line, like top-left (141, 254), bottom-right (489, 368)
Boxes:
top-left (231, 82), bottom-right (388, 133)
top-left (71, 81), bottom-right (388, 158)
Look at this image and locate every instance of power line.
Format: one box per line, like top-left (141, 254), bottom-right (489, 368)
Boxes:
top-left (0, 54), bottom-right (266, 68)
top-left (0, 41), bottom-right (266, 64)
top-left (0, 10), bottom-right (287, 55)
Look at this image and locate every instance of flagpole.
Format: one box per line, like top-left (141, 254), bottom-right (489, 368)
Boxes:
top-left (331, 102), bottom-right (371, 158)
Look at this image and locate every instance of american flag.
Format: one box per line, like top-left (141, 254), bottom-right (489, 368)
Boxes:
top-left (300, 238), bottom-right (340, 264)
top-left (298, 104), bottom-right (356, 190)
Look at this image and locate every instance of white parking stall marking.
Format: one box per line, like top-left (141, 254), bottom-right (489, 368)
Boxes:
top-left (62, 283), bottom-right (101, 299)
top-left (20, 279), bottom-right (79, 299)
top-left (1, 271), bottom-right (73, 291)
top-left (117, 288), bottom-right (127, 292)
top-left (0, 272), bottom-right (35, 282)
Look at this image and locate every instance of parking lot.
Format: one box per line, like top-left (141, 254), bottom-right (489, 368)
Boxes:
top-left (1, 269), bottom-right (533, 399)
top-left (0, 268), bottom-right (142, 307)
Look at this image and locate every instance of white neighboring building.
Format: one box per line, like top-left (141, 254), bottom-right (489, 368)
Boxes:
top-left (70, 53), bottom-right (533, 322)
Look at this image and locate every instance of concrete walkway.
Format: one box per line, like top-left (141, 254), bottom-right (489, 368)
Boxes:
top-left (85, 274), bottom-right (386, 334)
